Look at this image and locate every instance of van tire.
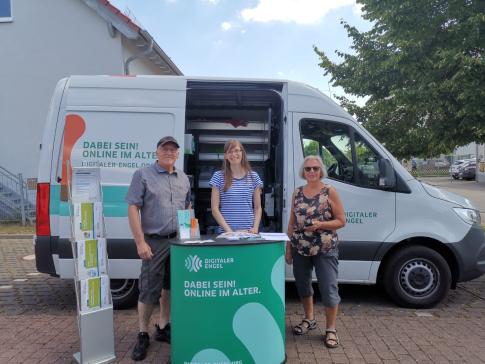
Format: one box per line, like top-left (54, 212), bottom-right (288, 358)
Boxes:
top-left (383, 246), bottom-right (451, 308)
top-left (110, 279), bottom-right (139, 309)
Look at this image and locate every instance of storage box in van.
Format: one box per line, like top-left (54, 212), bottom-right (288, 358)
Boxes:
top-left (35, 75), bottom-right (485, 308)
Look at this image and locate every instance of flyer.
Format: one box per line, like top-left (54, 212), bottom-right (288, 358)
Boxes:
top-left (71, 168), bottom-right (101, 202)
top-left (73, 202), bottom-right (103, 240)
top-left (76, 238), bottom-right (108, 279)
top-left (177, 209), bottom-right (193, 239)
top-left (80, 275), bottom-right (111, 312)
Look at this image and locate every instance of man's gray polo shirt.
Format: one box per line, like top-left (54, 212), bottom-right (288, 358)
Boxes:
top-left (125, 162), bottom-right (191, 235)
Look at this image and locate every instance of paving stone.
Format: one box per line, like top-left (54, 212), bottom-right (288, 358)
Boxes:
top-left (2, 238), bottom-right (485, 363)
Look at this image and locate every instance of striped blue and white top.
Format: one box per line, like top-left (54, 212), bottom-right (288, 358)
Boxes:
top-left (209, 170), bottom-right (263, 232)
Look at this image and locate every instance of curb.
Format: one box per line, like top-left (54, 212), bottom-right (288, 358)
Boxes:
top-left (0, 234), bottom-right (34, 239)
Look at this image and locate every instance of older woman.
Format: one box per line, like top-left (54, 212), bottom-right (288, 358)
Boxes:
top-left (286, 155), bottom-right (346, 348)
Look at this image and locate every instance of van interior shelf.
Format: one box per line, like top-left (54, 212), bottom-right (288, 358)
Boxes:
top-left (184, 81), bottom-right (284, 234)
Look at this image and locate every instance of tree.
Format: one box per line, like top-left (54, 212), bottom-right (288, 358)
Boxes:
top-left (314, 0), bottom-right (485, 159)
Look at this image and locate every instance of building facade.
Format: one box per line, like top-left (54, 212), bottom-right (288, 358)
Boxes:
top-left (0, 0), bottom-right (181, 180)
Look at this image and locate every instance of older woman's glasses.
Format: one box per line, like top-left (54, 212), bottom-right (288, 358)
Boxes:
top-left (304, 166), bottom-right (320, 172)
top-left (227, 148), bottom-right (242, 155)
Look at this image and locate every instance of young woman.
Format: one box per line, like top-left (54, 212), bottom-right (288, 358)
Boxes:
top-left (210, 139), bottom-right (263, 233)
top-left (286, 155), bottom-right (346, 349)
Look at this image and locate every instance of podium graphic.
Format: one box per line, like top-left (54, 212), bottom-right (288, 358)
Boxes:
top-left (171, 239), bottom-right (286, 364)
top-left (68, 167), bottom-right (115, 363)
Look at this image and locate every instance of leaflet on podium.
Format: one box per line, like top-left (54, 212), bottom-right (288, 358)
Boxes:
top-left (76, 239), bottom-right (107, 279)
top-left (177, 209), bottom-right (193, 239)
top-left (80, 275), bottom-right (110, 312)
top-left (73, 202), bottom-right (103, 240)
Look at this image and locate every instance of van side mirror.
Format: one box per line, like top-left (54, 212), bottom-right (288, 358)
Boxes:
top-left (378, 159), bottom-right (396, 189)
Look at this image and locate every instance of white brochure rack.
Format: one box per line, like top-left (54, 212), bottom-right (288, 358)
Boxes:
top-left (68, 166), bottom-right (115, 364)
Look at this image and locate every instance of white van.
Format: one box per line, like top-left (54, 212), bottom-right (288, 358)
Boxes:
top-left (35, 75), bottom-right (485, 309)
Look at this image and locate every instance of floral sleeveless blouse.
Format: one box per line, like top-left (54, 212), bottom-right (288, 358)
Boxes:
top-left (290, 185), bottom-right (338, 257)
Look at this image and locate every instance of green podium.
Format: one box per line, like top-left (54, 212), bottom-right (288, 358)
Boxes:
top-left (171, 238), bottom-right (286, 364)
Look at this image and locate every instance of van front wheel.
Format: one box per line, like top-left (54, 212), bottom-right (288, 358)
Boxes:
top-left (383, 246), bottom-right (451, 308)
top-left (111, 279), bottom-right (139, 309)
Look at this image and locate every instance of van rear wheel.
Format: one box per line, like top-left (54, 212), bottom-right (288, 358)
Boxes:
top-left (111, 279), bottom-right (139, 309)
top-left (383, 246), bottom-right (451, 308)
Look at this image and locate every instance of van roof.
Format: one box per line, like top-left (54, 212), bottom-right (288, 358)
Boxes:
top-left (66, 75), bottom-right (353, 120)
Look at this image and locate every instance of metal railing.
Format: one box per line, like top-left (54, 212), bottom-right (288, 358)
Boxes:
top-left (0, 166), bottom-right (36, 225)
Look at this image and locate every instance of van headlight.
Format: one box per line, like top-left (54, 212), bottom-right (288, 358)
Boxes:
top-left (453, 207), bottom-right (481, 225)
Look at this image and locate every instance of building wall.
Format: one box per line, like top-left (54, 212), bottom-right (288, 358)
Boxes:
top-left (0, 0), bottom-right (166, 180)
top-left (0, 0), bottom-right (125, 179)
top-left (454, 143), bottom-right (485, 160)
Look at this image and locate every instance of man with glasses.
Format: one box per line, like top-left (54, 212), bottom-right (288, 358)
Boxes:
top-left (126, 136), bottom-right (191, 361)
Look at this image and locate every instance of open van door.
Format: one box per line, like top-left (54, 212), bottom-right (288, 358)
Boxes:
top-left (291, 113), bottom-right (397, 283)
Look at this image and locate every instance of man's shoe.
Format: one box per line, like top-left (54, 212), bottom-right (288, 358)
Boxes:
top-left (131, 332), bottom-right (150, 361)
top-left (155, 323), bottom-right (171, 343)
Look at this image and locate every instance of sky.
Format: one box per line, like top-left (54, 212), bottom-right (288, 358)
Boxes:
top-left (110, 0), bottom-right (371, 101)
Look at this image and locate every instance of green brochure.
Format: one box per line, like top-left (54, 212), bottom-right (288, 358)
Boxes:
top-left (87, 277), bottom-right (101, 309)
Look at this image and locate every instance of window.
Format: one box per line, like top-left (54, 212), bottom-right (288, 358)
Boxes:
top-left (354, 133), bottom-right (381, 187)
top-left (300, 120), bottom-right (354, 183)
top-left (0, 0), bottom-right (12, 22)
top-left (300, 119), bottom-right (385, 189)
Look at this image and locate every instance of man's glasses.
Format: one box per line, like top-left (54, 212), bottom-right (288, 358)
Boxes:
top-left (304, 166), bottom-right (320, 172)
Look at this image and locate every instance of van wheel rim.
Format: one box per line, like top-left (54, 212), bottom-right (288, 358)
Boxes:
top-left (110, 279), bottom-right (137, 300)
top-left (399, 259), bottom-right (439, 297)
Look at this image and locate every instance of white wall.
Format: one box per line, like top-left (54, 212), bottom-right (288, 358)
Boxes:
top-left (454, 143), bottom-right (478, 159)
top-left (0, 0), bottom-right (163, 179)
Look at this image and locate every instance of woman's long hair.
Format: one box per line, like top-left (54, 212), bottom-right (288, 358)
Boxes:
top-left (222, 139), bottom-right (252, 191)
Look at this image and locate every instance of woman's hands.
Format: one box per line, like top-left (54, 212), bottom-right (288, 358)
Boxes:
top-left (304, 220), bottom-right (325, 232)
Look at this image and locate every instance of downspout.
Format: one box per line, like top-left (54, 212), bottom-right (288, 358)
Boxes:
top-left (124, 39), bottom-right (154, 75)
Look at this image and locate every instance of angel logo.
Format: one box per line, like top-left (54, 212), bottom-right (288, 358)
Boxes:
top-left (185, 255), bottom-right (202, 272)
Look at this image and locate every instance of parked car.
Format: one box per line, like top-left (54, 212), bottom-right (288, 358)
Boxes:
top-left (459, 161), bottom-right (476, 180)
top-left (450, 159), bottom-right (474, 179)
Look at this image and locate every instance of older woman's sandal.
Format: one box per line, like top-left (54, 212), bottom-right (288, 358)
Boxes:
top-left (324, 329), bottom-right (339, 348)
top-left (293, 318), bottom-right (317, 335)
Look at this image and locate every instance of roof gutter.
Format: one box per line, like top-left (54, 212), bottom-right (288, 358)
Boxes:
top-left (124, 39), bottom-right (153, 75)
top-left (139, 30), bottom-right (183, 75)
top-left (83, 0), bottom-right (139, 39)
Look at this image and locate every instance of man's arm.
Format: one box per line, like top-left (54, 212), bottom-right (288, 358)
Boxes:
top-left (128, 204), bottom-right (153, 260)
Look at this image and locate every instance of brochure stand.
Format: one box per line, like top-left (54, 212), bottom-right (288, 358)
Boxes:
top-left (68, 166), bottom-right (116, 364)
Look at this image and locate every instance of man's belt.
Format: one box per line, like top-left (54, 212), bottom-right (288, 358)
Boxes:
top-left (145, 231), bottom-right (177, 239)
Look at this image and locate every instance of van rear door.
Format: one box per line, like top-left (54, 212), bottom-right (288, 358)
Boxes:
top-left (292, 113), bottom-right (397, 282)
top-left (50, 76), bottom-right (187, 279)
